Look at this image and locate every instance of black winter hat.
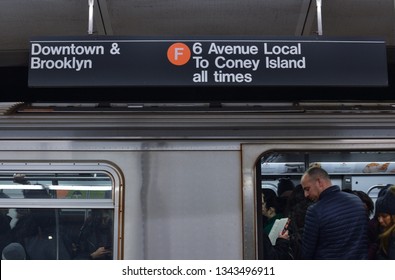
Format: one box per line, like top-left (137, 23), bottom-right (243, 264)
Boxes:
top-left (376, 185), bottom-right (395, 215)
top-left (277, 178), bottom-right (295, 197)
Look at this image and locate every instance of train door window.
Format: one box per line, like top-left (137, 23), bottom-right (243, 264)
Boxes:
top-left (240, 143), bottom-right (395, 259)
top-left (256, 150), bottom-right (395, 259)
top-left (0, 163), bottom-right (121, 260)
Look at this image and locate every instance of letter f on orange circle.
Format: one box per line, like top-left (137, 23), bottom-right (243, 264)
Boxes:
top-left (167, 43), bottom-right (191, 66)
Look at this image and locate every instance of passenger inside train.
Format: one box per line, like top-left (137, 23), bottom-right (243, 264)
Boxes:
top-left (75, 209), bottom-right (113, 260)
top-left (374, 185), bottom-right (395, 259)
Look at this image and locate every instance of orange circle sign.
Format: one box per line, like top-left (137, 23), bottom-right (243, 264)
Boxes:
top-left (167, 43), bottom-right (191, 66)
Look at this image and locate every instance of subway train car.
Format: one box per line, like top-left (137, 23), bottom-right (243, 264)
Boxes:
top-left (1, 101), bottom-right (395, 260)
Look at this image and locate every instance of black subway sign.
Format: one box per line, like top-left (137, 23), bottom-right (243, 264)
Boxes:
top-left (28, 36), bottom-right (388, 87)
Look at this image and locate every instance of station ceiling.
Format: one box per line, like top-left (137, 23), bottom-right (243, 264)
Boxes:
top-left (1, 0), bottom-right (395, 67)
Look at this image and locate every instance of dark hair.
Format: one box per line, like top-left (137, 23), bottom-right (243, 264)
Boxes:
top-left (262, 188), bottom-right (276, 199)
top-left (277, 178), bottom-right (295, 197)
top-left (286, 184), bottom-right (313, 227)
top-left (286, 185), bottom-right (306, 211)
top-left (342, 189), bottom-right (374, 216)
top-left (263, 193), bottom-right (281, 213)
top-left (353, 190), bottom-right (374, 216)
top-left (377, 185), bottom-right (390, 198)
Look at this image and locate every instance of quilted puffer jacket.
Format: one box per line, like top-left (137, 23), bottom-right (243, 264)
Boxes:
top-left (302, 185), bottom-right (368, 259)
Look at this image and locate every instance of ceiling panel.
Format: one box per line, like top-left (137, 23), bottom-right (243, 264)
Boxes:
top-left (320, 0), bottom-right (395, 44)
top-left (106, 0), bottom-right (303, 36)
top-left (0, 0), bottom-right (394, 67)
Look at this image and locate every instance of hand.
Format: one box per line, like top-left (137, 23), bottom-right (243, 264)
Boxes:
top-left (90, 246), bottom-right (111, 259)
top-left (279, 229), bottom-right (290, 240)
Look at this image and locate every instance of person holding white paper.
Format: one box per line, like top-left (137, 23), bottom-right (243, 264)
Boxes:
top-left (262, 190), bottom-right (285, 236)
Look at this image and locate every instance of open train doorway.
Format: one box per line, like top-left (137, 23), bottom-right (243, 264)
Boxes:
top-left (241, 141), bottom-right (395, 259)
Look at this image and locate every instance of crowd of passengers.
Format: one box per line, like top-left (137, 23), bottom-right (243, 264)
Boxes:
top-left (261, 166), bottom-right (395, 260)
top-left (0, 189), bottom-right (112, 260)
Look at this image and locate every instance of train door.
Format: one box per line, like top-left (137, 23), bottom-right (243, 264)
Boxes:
top-left (241, 140), bottom-right (395, 259)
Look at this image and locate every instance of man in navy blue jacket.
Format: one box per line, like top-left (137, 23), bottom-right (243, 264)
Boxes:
top-left (300, 167), bottom-right (368, 259)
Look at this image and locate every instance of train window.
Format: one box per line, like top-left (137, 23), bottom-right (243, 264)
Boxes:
top-left (1, 207), bottom-right (114, 260)
top-left (258, 151), bottom-right (395, 198)
top-left (0, 163), bottom-right (121, 260)
top-left (0, 172), bottom-right (112, 199)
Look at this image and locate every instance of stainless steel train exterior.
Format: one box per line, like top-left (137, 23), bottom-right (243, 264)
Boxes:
top-left (1, 101), bottom-right (395, 260)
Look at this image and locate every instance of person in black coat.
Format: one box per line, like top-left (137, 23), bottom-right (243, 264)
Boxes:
top-left (261, 229), bottom-right (293, 260)
top-left (285, 184), bottom-right (313, 259)
top-left (75, 209), bottom-right (113, 260)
